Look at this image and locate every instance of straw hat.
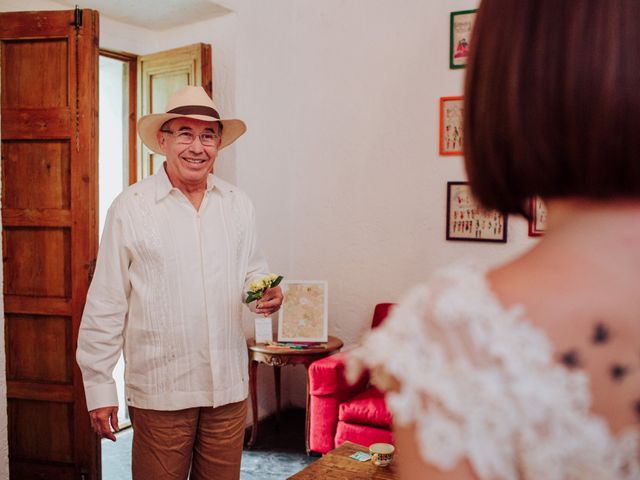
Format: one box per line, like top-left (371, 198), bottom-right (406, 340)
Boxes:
top-left (138, 85), bottom-right (246, 154)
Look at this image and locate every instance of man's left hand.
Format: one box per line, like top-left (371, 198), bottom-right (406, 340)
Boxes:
top-left (256, 286), bottom-right (283, 317)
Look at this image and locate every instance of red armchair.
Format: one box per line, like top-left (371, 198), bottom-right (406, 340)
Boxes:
top-left (307, 303), bottom-right (394, 454)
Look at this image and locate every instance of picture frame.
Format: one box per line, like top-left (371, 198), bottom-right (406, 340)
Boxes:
top-left (450, 9), bottom-right (477, 69)
top-left (277, 280), bottom-right (329, 342)
top-left (446, 182), bottom-right (508, 242)
top-left (528, 196), bottom-right (547, 236)
top-left (439, 96), bottom-right (464, 155)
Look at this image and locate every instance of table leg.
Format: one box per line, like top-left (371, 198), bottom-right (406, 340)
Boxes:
top-left (248, 360), bottom-right (259, 448)
top-left (274, 365), bottom-right (282, 426)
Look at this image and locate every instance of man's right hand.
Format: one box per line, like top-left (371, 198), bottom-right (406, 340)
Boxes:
top-left (89, 406), bottom-right (119, 441)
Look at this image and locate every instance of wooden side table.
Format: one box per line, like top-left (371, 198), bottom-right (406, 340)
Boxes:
top-left (247, 336), bottom-right (343, 452)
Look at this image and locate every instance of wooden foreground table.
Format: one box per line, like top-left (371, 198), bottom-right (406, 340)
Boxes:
top-left (287, 441), bottom-right (398, 479)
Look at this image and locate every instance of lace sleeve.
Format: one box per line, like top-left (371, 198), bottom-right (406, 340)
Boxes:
top-left (347, 263), bottom-right (638, 480)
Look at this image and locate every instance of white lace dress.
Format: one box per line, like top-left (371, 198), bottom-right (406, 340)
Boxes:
top-left (348, 263), bottom-right (639, 480)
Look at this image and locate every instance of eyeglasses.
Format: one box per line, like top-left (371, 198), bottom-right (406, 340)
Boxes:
top-left (161, 129), bottom-right (221, 146)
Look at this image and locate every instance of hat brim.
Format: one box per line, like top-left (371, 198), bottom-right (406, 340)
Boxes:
top-left (138, 113), bottom-right (247, 155)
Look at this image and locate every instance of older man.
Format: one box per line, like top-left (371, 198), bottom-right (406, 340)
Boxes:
top-left (77, 86), bottom-right (282, 480)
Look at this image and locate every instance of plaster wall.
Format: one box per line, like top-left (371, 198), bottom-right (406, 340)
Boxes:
top-left (212, 0), bottom-right (538, 406)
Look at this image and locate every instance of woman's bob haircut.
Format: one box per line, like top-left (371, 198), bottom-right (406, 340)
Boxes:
top-left (464, 0), bottom-right (640, 214)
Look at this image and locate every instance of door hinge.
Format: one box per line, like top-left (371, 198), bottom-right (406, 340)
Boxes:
top-left (73, 5), bottom-right (83, 29)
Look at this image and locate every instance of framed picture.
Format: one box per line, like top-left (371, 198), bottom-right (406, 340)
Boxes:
top-left (450, 9), bottom-right (477, 69)
top-left (278, 280), bottom-right (329, 342)
top-left (446, 182), bottom-right (508, 242)
top-left (439, 96), bottom-right (464, 155)
top-left (528, 196), bottom-right (547, 236)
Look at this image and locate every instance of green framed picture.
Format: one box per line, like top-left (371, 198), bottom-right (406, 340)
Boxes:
top-left (450, 9), bottom-right (477, 69)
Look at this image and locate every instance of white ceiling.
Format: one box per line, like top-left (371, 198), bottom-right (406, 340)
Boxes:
top-left (50, 0), bottom-right (231, 30)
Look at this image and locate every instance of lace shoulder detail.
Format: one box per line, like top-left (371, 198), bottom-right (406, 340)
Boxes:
top-left (348, 262), bottom-right (639, 480)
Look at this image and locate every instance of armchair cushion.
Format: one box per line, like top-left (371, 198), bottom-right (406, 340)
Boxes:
top-left (338, 387), bottom-right (392, 429)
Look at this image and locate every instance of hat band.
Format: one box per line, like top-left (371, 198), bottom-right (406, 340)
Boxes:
top-left (167, 105), bottom-right (220, 119)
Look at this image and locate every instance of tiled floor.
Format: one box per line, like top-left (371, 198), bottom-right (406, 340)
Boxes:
top-left (102, 408), bottom-right (317, 480)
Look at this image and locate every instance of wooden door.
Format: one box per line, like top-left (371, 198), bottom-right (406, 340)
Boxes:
top-left (1, 9), bottom-right (100, 479)
top-left (137, 43), bottom-right (212, 179)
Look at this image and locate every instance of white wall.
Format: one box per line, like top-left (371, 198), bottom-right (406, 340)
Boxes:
top-left (213, 0), bottom-right (538, 406)
top-left (2, 1), bottom-right (540, 448)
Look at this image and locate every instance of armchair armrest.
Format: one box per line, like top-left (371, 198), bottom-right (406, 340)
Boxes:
top-left (308, 352), bottom-right (371, 453)
top-left (308, 352), bottom-right (369, 397)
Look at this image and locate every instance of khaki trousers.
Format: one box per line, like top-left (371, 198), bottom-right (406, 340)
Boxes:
top-left (129, 399), bottom-right (247, 480)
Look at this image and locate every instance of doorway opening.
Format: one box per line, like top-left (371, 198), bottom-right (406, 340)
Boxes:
top-left (98, 52), bottom-right (133, 428)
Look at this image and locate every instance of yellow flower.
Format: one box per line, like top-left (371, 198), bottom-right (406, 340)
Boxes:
top-left (245, 274), bottom-right (282, 304)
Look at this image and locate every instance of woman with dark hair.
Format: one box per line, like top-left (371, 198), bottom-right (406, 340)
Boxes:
top-left (350, 1), bottom-right (640, 478)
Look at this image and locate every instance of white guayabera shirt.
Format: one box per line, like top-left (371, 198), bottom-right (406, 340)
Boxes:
top-left (77, 165), bottom-right (269, 412)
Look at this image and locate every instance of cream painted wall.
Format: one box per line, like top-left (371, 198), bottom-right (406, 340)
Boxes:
top-left (211, 0), bottom-right (539, 407)
top-left (1, 3), bottom-right (541, 463)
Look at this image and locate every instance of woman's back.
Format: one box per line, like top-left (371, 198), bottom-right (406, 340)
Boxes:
top-left (349, 199), bottom-right (640, 479)
top-left (488, 199), bottom-right (640, 437)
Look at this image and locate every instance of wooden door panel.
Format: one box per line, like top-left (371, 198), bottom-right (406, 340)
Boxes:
top-left (0, 108), bottom-right (72, 138)
top-left (8, 399), bottom-right (74, 463)
top-left (6, 314), bottom-right (72, 383)
top-left (1, 8), bottom-right (100, 479)
top-left (2, 208), bottom-right (72, 228)
top-left (8, 382), bottom-right (73, 403)
top-left (0, 11), bottom-right (80, 38)
top-left (4, 227), bottom-right (71, 297)
top-left (1, 39), bottom-right (69, 107)
top-left (150, 71), bottom-right (192, 112)
top-left (2, 140), bottom-right (71, 209)
top-left (10, 463), bottom-right (76, 480)
top-left (9, 400), bottom-right (74, 463)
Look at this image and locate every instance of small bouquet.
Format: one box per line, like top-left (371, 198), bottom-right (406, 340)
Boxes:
top-left (245, 274), bottom-right (283, 304)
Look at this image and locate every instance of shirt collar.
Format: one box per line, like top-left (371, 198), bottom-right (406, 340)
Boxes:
top-left (154, 162), bottom-right (231, 202)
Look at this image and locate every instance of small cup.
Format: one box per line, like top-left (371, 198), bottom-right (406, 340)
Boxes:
top-left (369, 442), bottom-right (395, 467)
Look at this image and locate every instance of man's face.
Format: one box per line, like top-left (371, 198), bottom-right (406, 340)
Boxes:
top-left (157, 117), bottom-right (222, 189)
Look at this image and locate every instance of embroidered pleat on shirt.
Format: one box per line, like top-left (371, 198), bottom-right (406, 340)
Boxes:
top-left (77, 166), bottom-right (269, 412)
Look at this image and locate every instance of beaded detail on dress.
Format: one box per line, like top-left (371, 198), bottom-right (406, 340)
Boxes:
top-left (348, 263), bottom-right (639, 480)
